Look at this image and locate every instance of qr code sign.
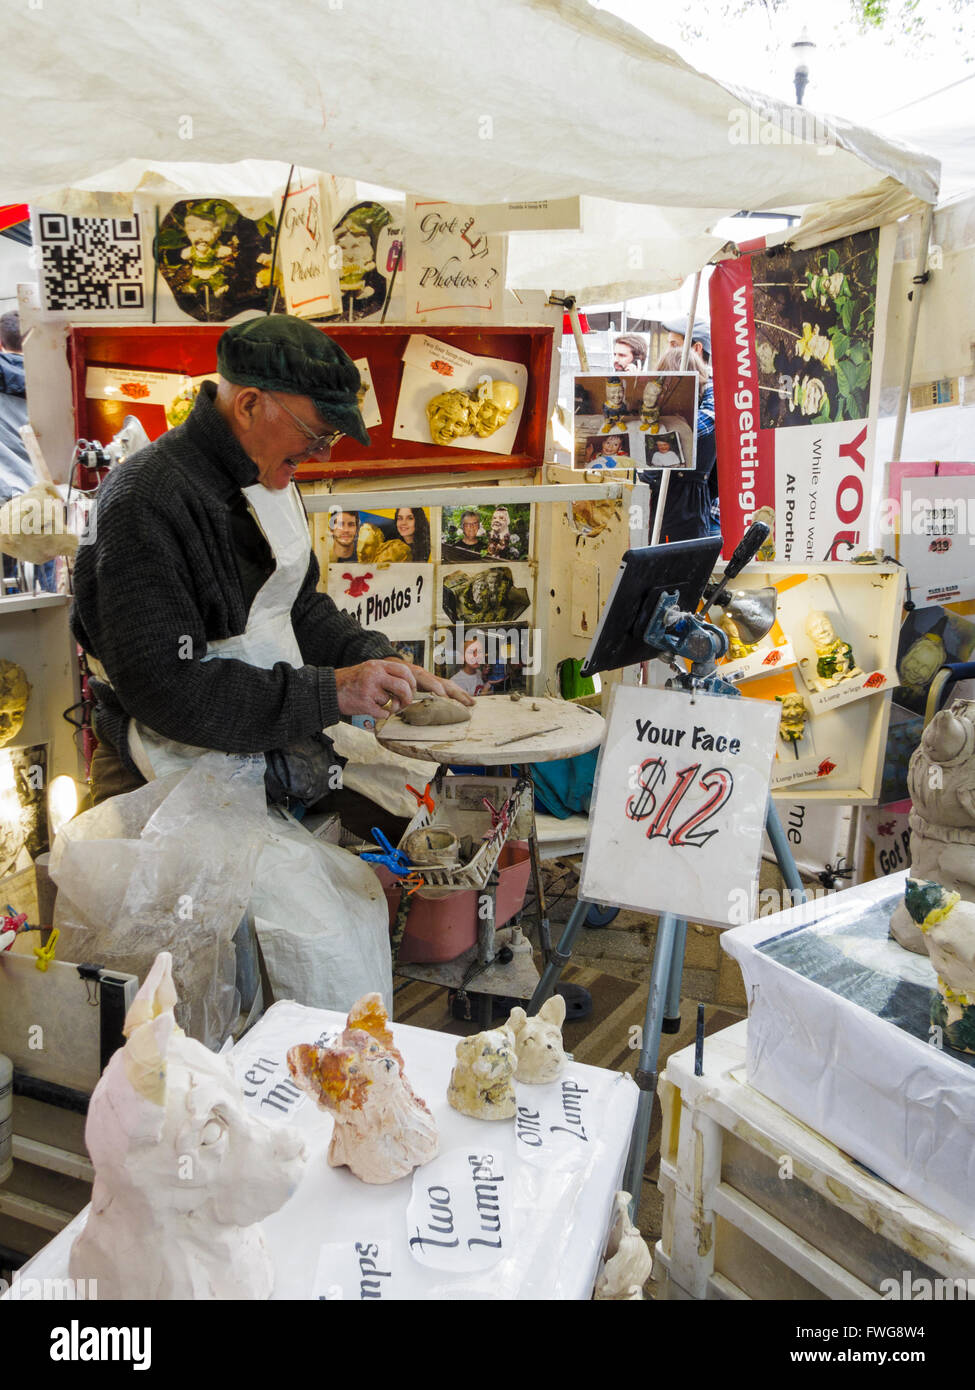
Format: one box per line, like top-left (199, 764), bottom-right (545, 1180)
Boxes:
top-left (38, 213), bottom-right (145, 313)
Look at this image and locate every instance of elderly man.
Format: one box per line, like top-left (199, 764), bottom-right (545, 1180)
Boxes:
top-left (72, 315), bottom-right (472, 807)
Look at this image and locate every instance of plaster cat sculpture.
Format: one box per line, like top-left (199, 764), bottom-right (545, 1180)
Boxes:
top-left (890, 700), bottom-right (975, 953)
top-left (903, 878), bottom-right (975, 1052)
top-left (506, 995), bottom-right (568, 1084)
top-left (287, 993), bottom-right (439, 1183)
top-left (69, 952), bottom-right (307, 1299)
top-left (593, 1191), bottom-right (653, 1300)
top-left (447, 1026), bottom-right (517, 1120)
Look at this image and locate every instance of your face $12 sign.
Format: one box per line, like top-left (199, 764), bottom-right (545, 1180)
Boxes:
top-left (581, 685), bottom-right (780, 928)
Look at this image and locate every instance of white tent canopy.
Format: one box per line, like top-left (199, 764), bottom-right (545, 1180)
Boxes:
top-left (9, 0), bottom-right (940, 300)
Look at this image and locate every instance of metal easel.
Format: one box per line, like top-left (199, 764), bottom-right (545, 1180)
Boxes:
top-left (526, 521), bottom-right (807, 1211)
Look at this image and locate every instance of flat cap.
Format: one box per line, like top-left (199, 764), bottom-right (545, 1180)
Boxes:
top-left (217, 314), bottom-right (369, 446)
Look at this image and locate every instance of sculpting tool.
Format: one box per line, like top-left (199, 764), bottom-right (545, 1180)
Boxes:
top-left (496, 726), bottom-right (560, 748)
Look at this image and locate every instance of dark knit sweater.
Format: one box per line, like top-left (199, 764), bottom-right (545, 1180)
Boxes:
top-left (71, 383), bottom-right (397, 770)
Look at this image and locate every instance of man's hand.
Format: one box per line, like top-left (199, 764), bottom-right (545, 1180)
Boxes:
top-left (410, 664), bottom-right (476, 707)
top-left (335, 659), bottom-right (417, 719)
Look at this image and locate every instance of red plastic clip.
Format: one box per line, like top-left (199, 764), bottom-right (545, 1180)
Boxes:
top-left (406, 782), bottom-right (435, 814)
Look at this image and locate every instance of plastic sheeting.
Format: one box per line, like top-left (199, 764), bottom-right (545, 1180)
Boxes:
top-left (723, 871), bottom-right (975, 1232)
top-left (8, 0), bottom-right (939, 300)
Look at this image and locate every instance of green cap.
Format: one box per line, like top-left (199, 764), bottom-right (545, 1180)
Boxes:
top-left (217, 315), bottom-right (370, 446)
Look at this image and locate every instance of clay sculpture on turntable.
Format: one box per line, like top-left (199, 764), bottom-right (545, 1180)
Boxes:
top-left (398, 694), bottom-right (471, 726)
top-left (69, 951), bottom-right (307, 1299)
top-left (506, 995), bottom-right (568, 1084)
top-left (902, 878), bottom-right (975, 1052)
top-left (890, 700), bottom-right (975, 953)
top-left (447, 1026), bottom-right (517, 1119)
top-left (288, 993), bottom-right (439, 1183)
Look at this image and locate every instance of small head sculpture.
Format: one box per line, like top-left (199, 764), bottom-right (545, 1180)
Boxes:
top-left (447, 1025), bottom-right (517, 1120)
top-left (288, 994), bottom-right (439, 1183)
top-left (70, 952), bottom-right (307, 1299)
top-left (806, 609), bottom-right (837, 649)
top-left (0, 660), bottom-right (30, 747)
top-left (605, 378), bottom-right (625, 408)
top-left (427, 389), bottom-right (476, 446)
top-left (472, 380), bottom-right (519, 438)
top-left (506, 995), bottom-right (567, 1084)
top-left (642, 380), bottom-right (663, 408)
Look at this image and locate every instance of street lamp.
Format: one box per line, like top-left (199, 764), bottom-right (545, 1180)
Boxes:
top-left (792, 29), bottom-right (815, 106)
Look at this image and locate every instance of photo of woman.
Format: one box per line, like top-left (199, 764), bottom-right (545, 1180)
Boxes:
top-left (393, 506), bottom-right (431, 563)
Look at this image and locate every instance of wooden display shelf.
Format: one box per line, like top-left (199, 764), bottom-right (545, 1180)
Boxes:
top-left (68, 323), bottom-right (554, 481)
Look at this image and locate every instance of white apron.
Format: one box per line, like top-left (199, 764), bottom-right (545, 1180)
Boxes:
top-left (129, 482), bottom-right (392, 1012)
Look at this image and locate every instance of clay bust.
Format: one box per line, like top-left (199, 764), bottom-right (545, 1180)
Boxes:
top-left (903, 878), bottom-right (975, 1052)
top-left (447, 1025), bottom-right (517, 1120)
top-left (69, 952), bottom-right (307, 1299)
top-left (506, 996), bottom-right (567, 1083)
top-left (890, 701), bottom-right (975, 953)
top-left (288, 993), bottom-right (439, 1183)
top-left (472, 380), bottom-right (520, 438)
top-left (0, 482), bottom-right (80, 564)
top-left (639, 380), bottom-right (662, 432)
top-left (804, 610), bottom-right (862, 690)
top-left (427, 389), bottom-right (477, 446)
top-left (777, 692), bottom-right (808, 745)
top-left (0, 659), bottom-right (30, 747)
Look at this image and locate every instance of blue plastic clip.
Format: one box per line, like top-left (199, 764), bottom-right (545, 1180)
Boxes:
top-left (360, 827), bottom-right (414, 876)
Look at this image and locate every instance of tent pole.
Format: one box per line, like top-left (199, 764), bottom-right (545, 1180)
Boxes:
top-left (650, 269), bottom-right (702, 545)
top-left (891, 204), bottom-right (934, 464)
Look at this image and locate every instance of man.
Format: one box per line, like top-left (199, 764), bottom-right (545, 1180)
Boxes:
top-left (613, 333), bottom-right (648, 374)
top-left (0, 311), bottom-right (56, 591)
top-left (328, 508), bottom-right (359, 560)
top-left (443, 508), bottom-right (483, 561)
top-left (72, 314), bottom-right (472, 806)
top-left (661, 317), bottom-right (711, 364)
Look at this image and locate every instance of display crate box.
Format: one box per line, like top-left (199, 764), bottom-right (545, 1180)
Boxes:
top-left (721, 870), bottom-right (975, 1232)
top-left (718, 562), bottom-right (904, 803)
top-left (656, 1021), bottom-right (975, 1300)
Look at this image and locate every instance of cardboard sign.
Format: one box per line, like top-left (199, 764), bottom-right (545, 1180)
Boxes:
top-left (581, 685), bottom-right (779, 928)
top-left (313, 1240), bottom-right (404, 1301)
top-left (404, 199), bottom-right (506, 321)
top-left (327, 564), bottom-right (433, 638)
top-left (514, 1077), bottom-right (595, 1171)
top-left (406, 1148), bottom-right (511, 1272)
top-left (279, 177), bottom-right (342, 319)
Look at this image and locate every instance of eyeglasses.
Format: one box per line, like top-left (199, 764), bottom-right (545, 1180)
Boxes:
top-left (268, 393), bottom-right (344, 455)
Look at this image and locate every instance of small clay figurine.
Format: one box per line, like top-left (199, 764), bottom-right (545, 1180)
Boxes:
top-left (69, 952), bottom-right (307, 1300)
top-left (593, 1192), bottom-right (653, 1300)
top-left (638, 379), bottom-right (662, 433)
top-left (902, 879), bottom-right (975, 1052)
top-left (288, 993), bottom-right (439, 1184)
top-left (804, 610), bottom-right (862, 690)
top-left (776, 692), bottom-right (808, 746)
top-left (890, 701), bottom-right (975, 953)
top-left (600, 377), bottom-right (628, 433)
top-left (505, 996), bottom-right (568, 1084)
top-left (447, 1026), bottom-right (517, 1120)
top-left (719, 612), bottom-right (757, 663)
top-left (753, 506), bottom-right (776, 561)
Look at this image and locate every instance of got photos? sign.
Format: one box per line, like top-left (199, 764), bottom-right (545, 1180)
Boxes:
top-left (581, 685), bottom-right (780, 928)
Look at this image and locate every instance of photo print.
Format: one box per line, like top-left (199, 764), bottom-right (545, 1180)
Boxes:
top-left (325, 506), bottom-right (432, 564)
top-left (574, 372), bottom-right (698, 470)
top-left (639, 428), bottom-right (685, 469)
top-left (440, 563), bottom-right (533, 626)
top-left (435, 626), bottom-right (530, 697)
top-left (612, 333), bottom-right (651, 374)
top-left (894, 604), bottom-right (975, 716)
top-left (389, 639), bottom-right (426, 669)
top-left (0, 743), bottom-right (49, 883)
top-left (153, 198), bottom-right (278, 322)
top-left (440, 502), bottom-right (531, 563)
top-left (328, 199), bottom-right (404, 323)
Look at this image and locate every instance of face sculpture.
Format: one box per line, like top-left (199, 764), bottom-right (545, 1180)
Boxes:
top-left (806, 610), bottom-right (837, 649)
top-left (427, 389), bottom-right (477, 446)
top-left (642, 381), bottom-right (663, 408)
top-left (0, 660), bottom-right (30, 747)
top-left (605, 381), bottom-right (625, 408)
top-left (472, 381), bottom-right (520, 438)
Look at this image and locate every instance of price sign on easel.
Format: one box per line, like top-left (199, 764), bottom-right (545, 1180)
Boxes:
top-left (581, 685), bottom-right (780, 927)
